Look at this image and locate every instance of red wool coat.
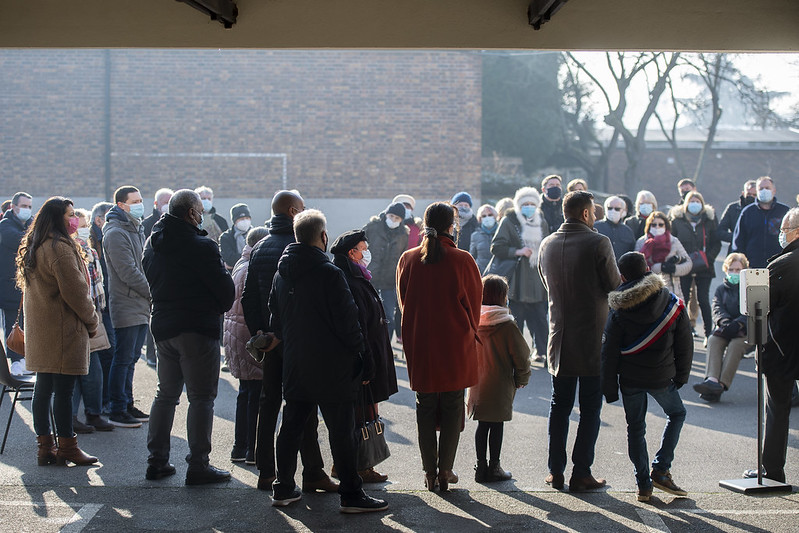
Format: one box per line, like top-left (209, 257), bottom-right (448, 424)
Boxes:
top-left (396, 236), bottom-right (482, 393)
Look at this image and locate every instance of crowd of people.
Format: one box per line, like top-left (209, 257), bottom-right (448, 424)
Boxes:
top-left (2, 172), bottom-right (798, 512)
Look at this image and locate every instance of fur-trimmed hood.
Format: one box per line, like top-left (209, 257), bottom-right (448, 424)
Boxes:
top-left (608, 272), bottom-right (667, 313)
top-left (671, 203), bottom-right (715, 221)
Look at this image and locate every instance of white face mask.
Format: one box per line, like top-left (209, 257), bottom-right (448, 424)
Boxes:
top-left (481, 216), bottom-right (496, 229)
top-left (235, 219), bottom-right (252, 232)
top-left (16, 207), bottom-right (32, 220)
top-left (650, 226), bottom-right (666, 237)
top-left (386, 217), bottom-right (401, 230)
top-left (77, 227), bottom-right (91, 241)
top-left (160, 204), bottom-right (169, 214)
top-left (358, 249), bottom-right (372, 268)
top-left (606, 210), bottom-right (622, 223)
top-left (757, 188), bottom-right (773, 203)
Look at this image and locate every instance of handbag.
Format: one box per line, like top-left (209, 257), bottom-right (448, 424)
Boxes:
top-left (354, 386), bottom-right (390, 471)
top-left (89, 310), bottom-right (111, 352)
top-left (689, 227), bottom-right (709, 274)
top-left (6, 300), bottom-right (24, 356)
top-left (484, 255), bottom-right (521, 280)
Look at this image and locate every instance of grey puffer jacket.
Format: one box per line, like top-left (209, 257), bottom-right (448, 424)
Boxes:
top-left (469, 226), bottom-right (495, 275)
top-left (102, 206), bottom-right (150, 328)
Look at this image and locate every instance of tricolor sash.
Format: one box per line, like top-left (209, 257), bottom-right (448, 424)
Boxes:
top-left (620, 294), bottom-right (684, 356)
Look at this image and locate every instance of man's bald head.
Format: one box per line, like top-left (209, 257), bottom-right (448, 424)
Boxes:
top-left (271, 190), bottom-right (305, 218)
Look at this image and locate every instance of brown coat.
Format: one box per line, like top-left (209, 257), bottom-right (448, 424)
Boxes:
top-left (538, 221), bottom-right (621, 377)
top-left (396, 236), bottom-right (482, 393)
top-left (468, 318), bottom-right (531, 422)
top-left (23, 238), bottom-right (99, 375)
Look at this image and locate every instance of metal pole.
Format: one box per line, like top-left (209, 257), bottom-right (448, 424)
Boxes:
top-left (755, 302), bottom-right (763, 486)
top-left (103, 49), bottom-right (112, 201)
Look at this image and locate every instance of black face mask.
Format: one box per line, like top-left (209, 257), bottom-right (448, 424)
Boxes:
top-left (546, 186), bottom-right (562, 201)
top-left (742, 195), bottom-right (755, 206)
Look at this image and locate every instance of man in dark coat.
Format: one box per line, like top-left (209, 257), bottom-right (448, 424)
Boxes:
top-left (219, 203), bottom-right (252, 271)
top-left (269, 209), bottom-right (388, 513)
top-left (540, 175), bottom-right (564, 235)
top-left (0, 192), bottom-right (33, 375)
top-left (141, 188), bottom-right (173, 368)
top-left (717, 180), bottom-right (756, 245)
top-left (594, 195), bottom-right (636, 261)
top-left (452, 191), bottom-right (479, 253)
top-left (754, 208), bottom-right (799, 483)
top-left (538, 191), bottom-right (621, 492)
top-left (601, 252), bottom-right (693, 502)
top-left (241, 190), bottom-right (334, 493)
top-left (142, 189), bottom-right (235, 485)
top-left (732, 176), bottom-right (790, 268)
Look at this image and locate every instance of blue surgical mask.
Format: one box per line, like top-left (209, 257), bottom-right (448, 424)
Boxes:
top-left (520, 205), bottom-right (537, 219)
top-left (16, 207), bottom-right (32, 221)
top-left (482, 216), bottom-right (496, 230)
top-left (726, 273), bottom-right (740, 285)
top-left (201, 199), bottom-right (213, 212)
top-left (687, 202), bottom-right (703, 215)
top-left (639, 203), bottom-right (653, 216)
top-left (128, 203), bottom-right (145, 220)
top-left (779, 231), bottom-right (789, 249)
top-left (405, 208), bottom-right (413, 220)
top-left (757, 189), bottom-right (773, 203)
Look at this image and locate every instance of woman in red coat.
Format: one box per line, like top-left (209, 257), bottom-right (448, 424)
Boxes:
top-left (396, 201), bottom-right (483, 491)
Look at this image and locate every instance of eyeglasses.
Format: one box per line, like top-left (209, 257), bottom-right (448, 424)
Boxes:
top-left (650, 222), bottom-right (666, 228)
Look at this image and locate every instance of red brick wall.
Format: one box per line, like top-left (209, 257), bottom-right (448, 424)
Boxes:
top-left (0, 50), bottom-right (482, 202)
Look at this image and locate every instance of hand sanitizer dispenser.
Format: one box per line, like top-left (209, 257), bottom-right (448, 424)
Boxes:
top-left (739, 268), bottom-right (769, 346)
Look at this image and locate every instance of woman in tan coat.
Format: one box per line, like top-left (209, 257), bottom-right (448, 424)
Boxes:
top-left (17, 197), bottom-right (99, 466)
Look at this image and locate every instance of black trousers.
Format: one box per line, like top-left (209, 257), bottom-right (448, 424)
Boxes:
top-left (275, 399), bottom-right (363, 498)
top-left (763, 371), bottom-right (795, 482)
top-left (255, 348), bottom-right (324, 480)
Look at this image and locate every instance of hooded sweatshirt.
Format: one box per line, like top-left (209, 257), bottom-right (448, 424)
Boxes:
top-left (601, 273), bottom-right (694, 402)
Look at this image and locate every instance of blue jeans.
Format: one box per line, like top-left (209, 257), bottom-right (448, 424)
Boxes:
top-left (109, 324), bottom-right (147, 414)
top-left (548, 375), bottom-right (602, 478)
top-left (379, 288), bottom-right (397, 340)
top-left (97, 308), bottom-right (116, 410)
top-left (73, 351), bottom-right (104, 416)
top-left (621, 384), bottom-right (686, 489)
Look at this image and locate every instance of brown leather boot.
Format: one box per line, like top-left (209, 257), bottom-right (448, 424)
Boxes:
top-left (36, 434), bottom-right (57, 466)
top-left (56, 435), bottom-right (98, 466)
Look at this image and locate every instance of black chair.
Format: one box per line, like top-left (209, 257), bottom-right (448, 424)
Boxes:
top-left (0, 344), bottom-right (48, 454)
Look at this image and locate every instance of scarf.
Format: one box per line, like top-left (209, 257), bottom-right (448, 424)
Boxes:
top-left (355, 261), bottom-right (372, 281)
top-left (479, 305), bottom-right (514, 326)
top-left (514, 209), bottom-right (543, 269)
top-left (639, 231), bottom-right (672, 267)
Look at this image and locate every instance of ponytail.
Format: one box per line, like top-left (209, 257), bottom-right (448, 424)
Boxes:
top-left (420, 202), bottom-right (456, 265)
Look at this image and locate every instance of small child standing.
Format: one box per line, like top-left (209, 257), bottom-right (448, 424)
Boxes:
top-left (601, 252), bottom-right (694, 502)
top-left (468, 274), bottom-right (531, 482)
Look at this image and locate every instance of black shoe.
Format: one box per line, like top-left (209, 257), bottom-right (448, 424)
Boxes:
top-left (230, 447), bottom-right (246, 463)
top-left (486, 461), bottom-right (512, 482)
top-left (128, 404), bottom-right (149, 422)
top-left (474, 461), bottom-right (489, 483)
top-left (699, 392), bottom-right (721, 403)
top-left (72, 416), bottom-right (95, 434)
top-left (85, 414), bottom-right (115, 431)
top-left (185, 465), bottom-right (231, 486)
top-left (146, 463), bottom-right (177, 480)
top-left (693, 379), bottom-right (724, 396)
top-left (272, 486), bottom-right (302, 507)
top-left (245, 450), bottom-right (256, 465)
top-left (340, 493), bottom-right (389, 514)
top-left (109, 411), bottom-right (142, 428)
top-left (258, 473), bottom-right (277, 491)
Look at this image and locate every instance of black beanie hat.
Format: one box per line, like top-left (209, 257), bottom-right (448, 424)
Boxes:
top-left (230, 203), bottom-right (251, 222)
top-left (386, 202), bottom-right (406, 219)
top-left (330, 229), bottom-right (367, 255)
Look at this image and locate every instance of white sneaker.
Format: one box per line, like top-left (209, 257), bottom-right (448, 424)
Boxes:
top-left (10, 359), bottom-right (33, 376)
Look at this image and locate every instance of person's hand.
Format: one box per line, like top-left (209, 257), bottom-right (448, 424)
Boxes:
top-left (362, 380), bottom-right (370, 385)
top-left (516, 247), bottom-right (533, 258)
top-left (666, 255), bottom-right (680, 264)
top-left (661, 261), bottom-right (676, 274)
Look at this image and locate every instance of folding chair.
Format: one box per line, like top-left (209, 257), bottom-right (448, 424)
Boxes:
top-left (0, 344), bottom-right (52, 454)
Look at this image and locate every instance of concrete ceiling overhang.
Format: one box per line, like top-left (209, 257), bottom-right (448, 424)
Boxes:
top-left (1, 0), bottom-right (798, 51)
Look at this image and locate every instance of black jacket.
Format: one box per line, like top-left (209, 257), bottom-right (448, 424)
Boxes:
top-left (712, 279), bottom-right (746, 333)
top-left (241, 214), bottom-right (295, 336)
top-left (143, 214), bottom-right (235, 342)
top-left (362, 214), bottom-right (409, 290)
top-left (763, 238), bottom-right (799, 378)
top-left (142, 207), bottom-right (162, 237)
top-left (540, 199), bottom-right (564, 235)
top-left (625, 215), bottom-right (648, 240)
top-left (219, 225), bottom-right (248, 270)
top-left (670, 205), bottom-right (721, 278)
top-left (601, 273), bottom-right (694, 402)
top-left (0, 210), bottom-right (31, 308)
top-left (333, 254), bottom-right (399, 403)
top-left (269, 243), bottom-right (365, 403)
top-left (455, 216), bottom-right (479, 253)
top-left (595, 219), bottom-right (636, 261)
top-left (717, 195), bottom-right (754, 244)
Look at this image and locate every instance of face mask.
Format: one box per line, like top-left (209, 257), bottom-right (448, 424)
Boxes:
top-left (606, 209), bottom-right (621, 223)
top-left (405, 208), bottom-right (413, 221)
top-left (520, 205), bottom-right (536, 219)
top-left (481, 216), bottom-right (496, 230)
top-left (160, 204), bottom-right (169, 214)
top-left (680, 189), bottom-right (691, 200)
top-left (386, 217), bottom-right (401, 230)
top-left (235, 219), bottom-right (252, 232)
top-left (201, 199), bottom-right (213, 212)
top-left (638, 203), bottom-right (653, 216)
top-left (68, 217), bottom-right (80, 235)
top-left (198, 214), bottom-right (204, 228)
top-left (322, 233), bottom-right (329, 253)
top-left (16, 207), bottom-right (32, 220)
top-left (743, 195), bottom-right (755, 206)
top-left (757, 189), bottom-right (773, 203)
top-left (650, 227), bottom-right (666, 237)
top-left (358, 249), bottom-right (372, 268)
top-left (726, 273), bottom-right (740, 285)
top-left (779, 231), bottom-right (789, 249)
top-left (687, 202), bottom-right (703, 215)
top-left (457, 206), bottom-right (473, 218)
top-left (546, 186), bottom-right (562, 201)
top-left (77, 227), bottom-right (91, 241)
top-left (128, 203), bottom-right (145, 220)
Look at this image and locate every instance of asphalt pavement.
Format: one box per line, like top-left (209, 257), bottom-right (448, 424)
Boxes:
top-left (1, 334), bottom-right (798, 532)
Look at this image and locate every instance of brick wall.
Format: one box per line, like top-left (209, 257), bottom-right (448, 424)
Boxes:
top-left (0, 50), bottom-right (482, 204)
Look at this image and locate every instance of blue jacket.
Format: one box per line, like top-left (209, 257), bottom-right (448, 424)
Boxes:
top-left (732, 200), bottom-right (789, 268)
